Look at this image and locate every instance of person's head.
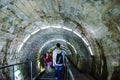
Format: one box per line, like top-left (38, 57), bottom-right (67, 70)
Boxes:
top-left (56, 43), bottom-right (61, 48)
top-left (46, 52), bottom-right (49, 55)
top-left (49, 49), bottom-right (53, 55)
top-left (49, 49), bottom-right (53, 53)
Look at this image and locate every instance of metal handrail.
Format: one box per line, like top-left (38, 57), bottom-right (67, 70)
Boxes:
top-left (0, 61), bottom-right (29, 80)
top-left (0, 62), bottom-right (28, 69)
top-left (0, 60), bottom-right (42, 80)
top-left (0, 56), bottom-right (75, 80)
top-left (64, 56), bottom-right (75, 80)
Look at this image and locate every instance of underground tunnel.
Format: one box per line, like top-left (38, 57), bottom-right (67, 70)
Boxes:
top-left (0, 0), bottom-right (120, 80)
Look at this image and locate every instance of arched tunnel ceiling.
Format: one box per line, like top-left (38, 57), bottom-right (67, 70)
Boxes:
top-left (0, 0), bottom-right (120, 36)
top-left (0, 0), bottom-right (120, 80)
top-left (0, 0), bottom-right (120, 41)
top-left (0, 0), bottom-right (119, 62)
top-left (19, 28), bottom-right (90, 62)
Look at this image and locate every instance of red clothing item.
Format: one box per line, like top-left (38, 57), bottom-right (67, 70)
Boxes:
top-left (45, 54), bottom-right (52, 63)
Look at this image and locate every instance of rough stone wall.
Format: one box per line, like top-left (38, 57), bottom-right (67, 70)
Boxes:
top-left (0, 39), bottom-right (12, 80)
top-left (0, 0), bottom-right (120, 80)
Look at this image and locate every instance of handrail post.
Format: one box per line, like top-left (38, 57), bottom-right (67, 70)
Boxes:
top-left (65, 56), bottom-right (75, 80)
top-left (12, 65), bottom-right (14, 80)
top-left (67, 69), bottom-right (68, 80)
top-left (31, 61), bottom-right (32, 80)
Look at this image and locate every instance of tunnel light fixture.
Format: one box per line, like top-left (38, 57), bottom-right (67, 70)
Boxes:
top-left (40, 25), bottom-right (50, 30)
top-left (88, 46), bottom-right (94, 55)
top-left (66, 42), bottom-right (77, 54)
top-left (62, 27), bottom-right (72, 32)
top-left (39, 39), bottom-right (77, 54)
top-left (51, 25), bottom-right (62, 28)
top-left (55, 39), bottom-right (66, 42)
top-left (81, 38), bottom-right (89, 46)
top-left (31, 29), bottom-right (40, 35)
top-left (17, 43), bottom-right (24, 53)
top-left (73, 31), bottom-right (82, 38)
top-left (23, 35), bottom-right (31, 43)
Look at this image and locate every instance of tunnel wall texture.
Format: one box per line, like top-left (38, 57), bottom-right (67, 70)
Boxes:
top-left (0, 0), bottom-right (120, 80)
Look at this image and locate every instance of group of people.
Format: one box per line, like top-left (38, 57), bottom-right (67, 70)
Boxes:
top-left (42, 50), bottom-right (52, 73)
top-left (41, 43), bottom-right (65, 80)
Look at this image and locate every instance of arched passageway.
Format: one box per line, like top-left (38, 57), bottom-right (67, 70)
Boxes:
top-left (0, 0), bottom-right (120, 80)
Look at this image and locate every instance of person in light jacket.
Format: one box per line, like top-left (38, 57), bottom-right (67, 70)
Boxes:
top-left (52, 43), bottom-right (65, 80)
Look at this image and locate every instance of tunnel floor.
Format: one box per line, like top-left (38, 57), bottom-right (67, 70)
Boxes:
top-left (35, 64), bottom-right (95, 80)
top-left (35, 71), bottom-right (55, 80)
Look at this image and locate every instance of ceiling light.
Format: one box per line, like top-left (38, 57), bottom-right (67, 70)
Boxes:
top-left (17, 43), bottom-right (24, 53)
top-left (31, 29), bottom-right (40, 35)
top-left (52, 25), bottom-right (62, 28)
top-left (81, 38), bottom-right (89, 46)
top-left (39, 39), bottom-right (77, 54)
top-left (88, 46), bottom-right (94, 55)
top-left (23, 35), bottom-right (31, 43)
top-left (40, 26), bottom-right (50, 30)
top-left (62, 27), bottom-right (72, 31)
top-left (73, 31), bottom-right (82, 38)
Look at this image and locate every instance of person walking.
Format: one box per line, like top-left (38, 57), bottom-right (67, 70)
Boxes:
top-left (45, 52), bottom-right (52, 73)
top-left (52, 43), bottom-right (65, 80)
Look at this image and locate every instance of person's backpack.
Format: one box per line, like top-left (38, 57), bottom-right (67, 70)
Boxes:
top-left (56, 51), bottom-right (63, 64)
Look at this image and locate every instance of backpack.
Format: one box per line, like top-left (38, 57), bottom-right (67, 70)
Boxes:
top-left (56, 51), bottom-right (63, 64)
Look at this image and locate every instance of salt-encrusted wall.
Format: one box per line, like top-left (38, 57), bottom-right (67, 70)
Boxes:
top-left (0, 0), bottom-right (120, 80)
